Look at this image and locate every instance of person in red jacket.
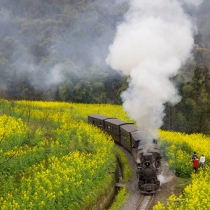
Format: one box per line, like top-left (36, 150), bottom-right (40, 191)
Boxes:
top-left (193, 156), bottom-right (199, 173)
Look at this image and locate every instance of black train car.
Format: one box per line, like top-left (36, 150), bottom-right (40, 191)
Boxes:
top-left (136, 144), bottom-right (161, 168)
top-left (88, 114), bottom-right (115, 129)
top-left (137, 153), bottom-right (160, 194)
top-left (120, 124), bottom-right (139, 152)
top-left (87, 114), bottom-right (161, 194)
top-left (136, 142), bottom-right (161, 194)
top-left (104, 119), bottom-right (133, 144)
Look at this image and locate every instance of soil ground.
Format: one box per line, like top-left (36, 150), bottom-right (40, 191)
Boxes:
top-left (118, 146), bottom-right (191, 209)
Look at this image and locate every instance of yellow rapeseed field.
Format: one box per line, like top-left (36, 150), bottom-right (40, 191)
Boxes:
top-left (154, 130), bottom-right (210, 209)
top-left (0, 100), bottom-right (210, 209)
top-left (0, 100), bottom-right (116, 209)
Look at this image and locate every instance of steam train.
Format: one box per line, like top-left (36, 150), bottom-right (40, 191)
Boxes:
top-left (88, 114), bottom-right (161, 194)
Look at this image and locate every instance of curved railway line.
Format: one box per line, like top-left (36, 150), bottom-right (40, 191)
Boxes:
top-left (134, 194), bottom-right (155, 210)
top-left (88, 114), bottom-right (161, 194)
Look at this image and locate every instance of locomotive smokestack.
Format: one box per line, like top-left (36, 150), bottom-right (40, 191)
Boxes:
top-left (106, 0), bottom-right (203, 141)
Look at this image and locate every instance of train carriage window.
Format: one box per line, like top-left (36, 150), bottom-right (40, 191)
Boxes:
top-left (99, 122), bottom-right (102, 127)
top-left (93, 120), bottom-right (95, 125)
top-left (135, 141), bottom-right (138, 148)
top-left (122, 132), bottom-right (127, 140)
top-left (107, 125), bottom-right (111, 130)
top-left (132, 140), bottom-right (136, 148)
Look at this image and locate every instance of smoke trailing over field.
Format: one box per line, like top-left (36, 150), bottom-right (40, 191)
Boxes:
top-left (106, 0), bottom-right (203, 139)
top-left (0, 0), bottom-right (128, 98)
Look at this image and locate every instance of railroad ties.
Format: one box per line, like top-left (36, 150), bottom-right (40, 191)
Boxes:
top-left (134, 194), bottom-right (155, 210)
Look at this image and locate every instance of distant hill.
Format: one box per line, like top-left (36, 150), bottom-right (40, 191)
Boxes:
top-left (0, 0), bottom-right (209, 101)
top-left (0, 0), bottom-right (128, 102)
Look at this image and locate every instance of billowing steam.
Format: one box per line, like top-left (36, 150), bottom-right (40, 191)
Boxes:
top-left (157, 172), bottom-right (174, 186)
top-left (106, 0), bottom-right (202, 139)
top-left (181, 0), bottom-right (203, 6)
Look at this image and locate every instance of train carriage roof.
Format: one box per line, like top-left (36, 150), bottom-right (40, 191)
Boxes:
top-left (131, 130), bottom-right (143, 141)
top-left (88, 114), bottom-right (115, 120)
top-left (120, 124), bottom-right (138, 132)
top-left (104, 118), bottom-right (132, 126)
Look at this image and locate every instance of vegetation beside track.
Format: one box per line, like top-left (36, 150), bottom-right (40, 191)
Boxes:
top-left (0, 100), bottom-right (118, 209)
top-left (154, 130), bottom-right (210, 209)
top-left (0, 100), bottom-right (210, 209)
top-left (108, 147), bottom-right (132, 210)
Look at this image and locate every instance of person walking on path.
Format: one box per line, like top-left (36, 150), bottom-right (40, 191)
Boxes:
top-left (192, 152), bottom-right (197, 160)
top-left (199, 154), bottom-right (205, 168)
top-left (193, 156), bottom-right (199, 173)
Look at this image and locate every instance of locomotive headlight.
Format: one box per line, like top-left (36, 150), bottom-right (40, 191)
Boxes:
top-left (145, 161), bottom-right (150, 167)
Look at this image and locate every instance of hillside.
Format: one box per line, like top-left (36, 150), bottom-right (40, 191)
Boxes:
top-left (0, 0), bottom-right (210, 102)
top-left (0, 0), bottom-right (128, 102)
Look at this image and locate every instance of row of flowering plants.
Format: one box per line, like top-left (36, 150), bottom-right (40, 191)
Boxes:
top-left (0, 100), bottom-right (122, 209)
top-left (3, 100), bottom-right (210, 209)
top-left (0, 100), bottom-right (133, 123)
top-left (154, 168), bottom-right (210, 210)
top-left (159, 130), bottom-right (209, 177)
top-left (153, 130), bottom-right (210, 209)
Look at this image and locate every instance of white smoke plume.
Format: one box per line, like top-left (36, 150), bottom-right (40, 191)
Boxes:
top-left (157, 172), bottom-right (174, 186)
top-left (106, 0), bottom-right (202, 139)
top-left (180, 0), bottom-right (203, 6)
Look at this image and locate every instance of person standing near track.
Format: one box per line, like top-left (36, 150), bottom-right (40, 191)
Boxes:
top-left (193, 156), bottom-right (199, 173)
top-left (199, 154), bottom-right (205, 168)
top-left (192, 152), bottom-right (197, 160)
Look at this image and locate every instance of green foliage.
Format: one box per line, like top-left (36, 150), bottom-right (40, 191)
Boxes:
top-left (163, 66), bottom-right (210, 134)
top-left (159, 140), bottom-right (193, 178)
top-left (115, 147), bottom-right (132, 183)
top-left (108, 187), bottom-right (129, 210)
top-left (0, 0), bottom-right (128, 104)
top-left (0, 100), bottom-right (117, 209)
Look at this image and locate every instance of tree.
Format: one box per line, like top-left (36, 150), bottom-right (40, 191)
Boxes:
top-left (104, 73), bottom-right (124, 104)
top-left (0, 0), bottom-right (129, 101)
top-left (165, 67), bottom-right (210, 134)
top-left (92, 82), bottom-right (106, 103)
top-left (72, 80), bottom-right (93, 103)
top-left (58, 80), bottom-right (75, 101)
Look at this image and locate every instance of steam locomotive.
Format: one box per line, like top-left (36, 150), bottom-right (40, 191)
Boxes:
top-left (88, 114), bottom-right (161, 194)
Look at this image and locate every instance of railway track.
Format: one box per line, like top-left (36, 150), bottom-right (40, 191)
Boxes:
top-left (134, 194), bottom-right (155, 210)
